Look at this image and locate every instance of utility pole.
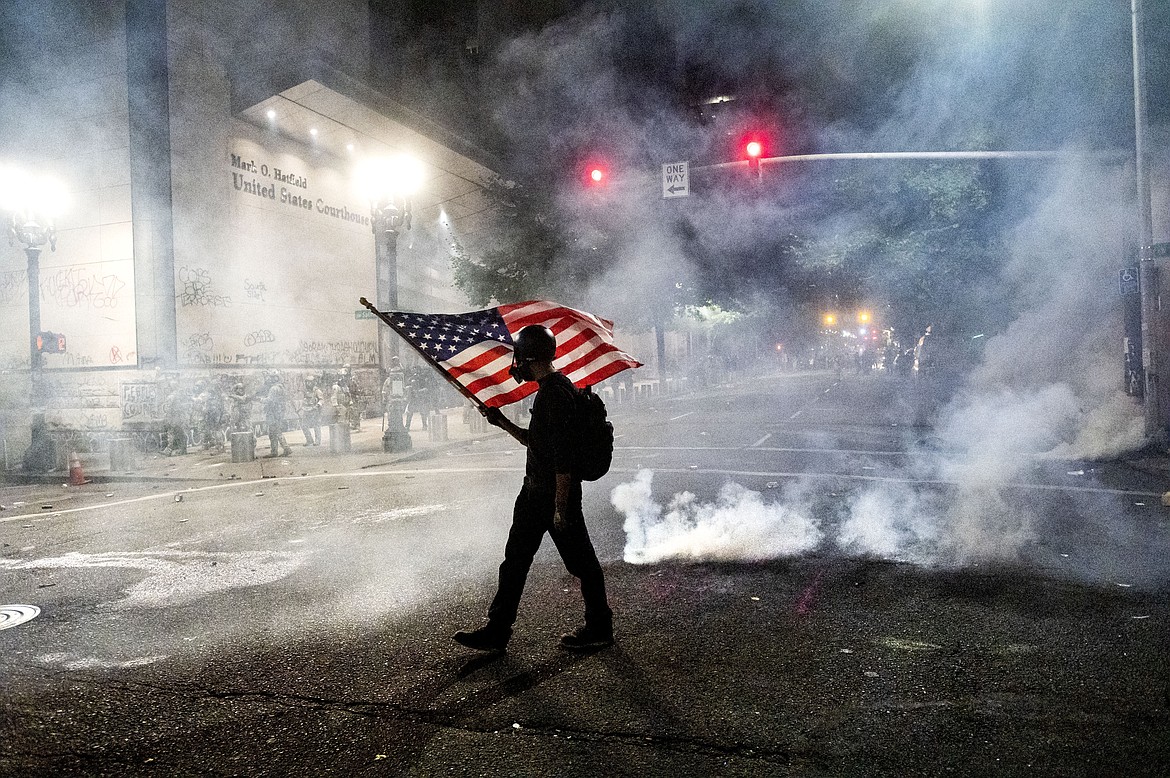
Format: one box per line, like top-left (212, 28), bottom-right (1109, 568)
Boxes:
top-left (1133, 0), bottom-right (1161, 440)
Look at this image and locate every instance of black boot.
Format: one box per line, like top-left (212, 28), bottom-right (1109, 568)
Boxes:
top-left (559, 623), bottom-right (614, 651)
top-left (453, 624), bottom-right (511, 652)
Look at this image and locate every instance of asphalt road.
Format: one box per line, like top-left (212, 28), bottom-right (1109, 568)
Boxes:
top-left (2, 372), bottom-right (1168, 776)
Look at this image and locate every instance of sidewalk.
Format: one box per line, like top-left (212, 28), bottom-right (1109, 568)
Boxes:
top-left (6, 407), bottom-right (511, 486)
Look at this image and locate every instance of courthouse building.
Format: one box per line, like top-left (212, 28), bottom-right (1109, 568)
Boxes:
top-left (0, 0), bottom-right (508, 462)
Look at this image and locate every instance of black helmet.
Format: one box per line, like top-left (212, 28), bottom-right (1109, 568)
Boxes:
top-left (512, 325), bottom-right (556, 363)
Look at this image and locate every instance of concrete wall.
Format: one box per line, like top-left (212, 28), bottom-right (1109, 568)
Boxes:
top-left (0, 1), bottom-right (137, 372)
top-left (0, 0), bottom-right (488, 463)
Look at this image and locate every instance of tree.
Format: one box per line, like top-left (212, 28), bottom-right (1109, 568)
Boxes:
top-left (793, 157), bottom-right (1005, 341)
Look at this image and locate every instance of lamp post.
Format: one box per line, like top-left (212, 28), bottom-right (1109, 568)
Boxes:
top-left (356, 154), bottom-right (424, 453)
top-left (0, 165), bottom-right (66, 472)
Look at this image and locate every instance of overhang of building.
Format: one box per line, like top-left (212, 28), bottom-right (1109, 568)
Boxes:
top-left (231, 57), bottom-right (503, 250)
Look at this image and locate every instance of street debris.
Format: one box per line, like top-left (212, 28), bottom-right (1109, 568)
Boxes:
top-left (253, 492), bottom-right (264, 497)
top-left (688, 465), bottom-right (698, 470)
top-left (877, 637), bottom-right (942, 652)
top-left (1115, 582), bottom-right (1133, 588)
top-left (1132, 615), bottom-right (1150, 620)
top-left (864, 671), bottom-right (880, 677)
top-left (750, 596), bottom-right (760, 601)
top-left (1161, 491), bottom-right (1170, 507)
top-left (37, 582), bottom-right (56, 588)
top-left (839, 648), bottom-right (854, 654)
top-left (1134, 502), bottom-right (1146, 506)
top-left (104, 493), bottom-right (114, 498)
top-left (39, 506), bottom-right (52, 510)
top-left (174, 495), bottom-right (183, 503)
top-left (338, 486), bottom-right (350, 490)
top-left (765, 481), bottom-right (778, 488)
top-left (512, 723), bottom-right (521, 730)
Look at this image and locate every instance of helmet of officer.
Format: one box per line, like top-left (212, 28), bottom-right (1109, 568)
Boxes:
top-left (512, 325), bottom-right (557, 364)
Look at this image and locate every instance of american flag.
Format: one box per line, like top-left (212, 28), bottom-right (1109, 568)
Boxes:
top-left (386, 300), bottom-right (643, 408)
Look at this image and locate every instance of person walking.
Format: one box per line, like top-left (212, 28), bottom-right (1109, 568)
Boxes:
top-left (453, 325), bottom-right (614, 653)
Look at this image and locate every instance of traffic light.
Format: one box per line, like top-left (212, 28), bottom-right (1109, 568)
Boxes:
top-left (745, 139), bottom-right (763, 178)
top-left (582, 160), bottom-right (609, 188)
top-left (36, 331), bottom-right (66, 353)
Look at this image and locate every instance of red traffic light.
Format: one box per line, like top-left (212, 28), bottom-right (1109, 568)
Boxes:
top-left (745, 141), bottom-right (762, 159)
top-left (589, 167), bottom-right (604, 183)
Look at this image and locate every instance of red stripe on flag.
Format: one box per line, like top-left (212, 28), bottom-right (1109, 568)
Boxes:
top-left (464, 364), bottom-right (516, 397)
top-left (559, 343), bottom-right (624, 378)
top-left (570, 359), bottom-right (640, 389)
top-left (443, 344), bottom-right (511, 380)
top-left (555, 326), bottom-right (604, 358)
top-left (484, 383), bottom-right (536, 408)
top-left (502, 303), bottom-right (613, 335)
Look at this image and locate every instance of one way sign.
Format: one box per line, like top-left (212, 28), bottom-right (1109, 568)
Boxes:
top-left (662, 161), bottom-right (689, 199)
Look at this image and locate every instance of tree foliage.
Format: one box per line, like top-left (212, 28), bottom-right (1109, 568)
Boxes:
top-left (795, 158), bottom-right (1004, 339)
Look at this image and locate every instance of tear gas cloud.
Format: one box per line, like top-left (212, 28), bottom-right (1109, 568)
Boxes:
top-left (479, 2), bottom-right (1157, 577)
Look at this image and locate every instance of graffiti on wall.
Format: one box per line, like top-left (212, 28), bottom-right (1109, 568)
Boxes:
top-left (41, 267), bottom-right (127, 309)
top-left (244, 279), bottom-right (267, 301)
top-left (0, 270), bottom-right (26, 304)
top-left (121, 382), bottom-right (159, 423)
top-left (177, 266), bottom-right (232, 307)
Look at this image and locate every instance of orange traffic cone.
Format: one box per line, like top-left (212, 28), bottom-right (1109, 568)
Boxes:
top-left (68, 452), bottom-right (88, 486)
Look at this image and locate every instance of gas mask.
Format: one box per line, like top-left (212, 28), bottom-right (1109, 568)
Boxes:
top-left (509, 356), bottom-right (536, 384)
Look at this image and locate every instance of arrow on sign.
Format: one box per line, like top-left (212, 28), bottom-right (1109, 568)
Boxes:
top-left (666, 184), bottom-right (686, 194)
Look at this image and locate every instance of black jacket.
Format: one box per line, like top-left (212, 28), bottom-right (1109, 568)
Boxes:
top-left (525, 372), bottom-right (578, 489)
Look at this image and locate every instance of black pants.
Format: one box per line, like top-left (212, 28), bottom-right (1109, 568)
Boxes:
top-left (487, 481), bottom-right (612, 631)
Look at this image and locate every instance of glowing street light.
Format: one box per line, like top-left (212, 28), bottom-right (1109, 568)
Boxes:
top-left (0, 163), bottom-right (68, 472)
top-left (823, 314), bottom-right (836, 327)
top-left (355, 153), bottom-right (424, 453)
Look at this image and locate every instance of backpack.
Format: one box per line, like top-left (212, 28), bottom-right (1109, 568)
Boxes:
top-left (572, 384), bottom-right (614, 481)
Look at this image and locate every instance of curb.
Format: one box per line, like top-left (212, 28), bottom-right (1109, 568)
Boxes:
top-left (0, 429), bottom-right (509, 487)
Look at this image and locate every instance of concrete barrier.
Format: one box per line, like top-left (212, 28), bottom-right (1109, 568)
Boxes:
top-left (108, 438), bottom-right (133, 471)
top-left (428, 411), bottom-right (448, 441)
top-left (329, 423), bottom-right (351, 453)
top-left (230, 431), bottom-right (255, 463)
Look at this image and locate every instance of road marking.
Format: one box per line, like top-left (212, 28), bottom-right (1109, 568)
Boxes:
top-left (750, 433), bottom-right (773, 447)
top-left (668, 411), bottom-right (694, 421)
top-left (617, 445), bottom-right (908, 456)
top-left (0, 468), bottom-right (526, 523)
top-left (1, 462), bottom-right (1156, 524)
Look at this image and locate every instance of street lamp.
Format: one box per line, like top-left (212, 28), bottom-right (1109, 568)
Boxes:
top-left (0, 164), bottom-right (66, 472)
top-left (355, 154), bottom-right (424, 453)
